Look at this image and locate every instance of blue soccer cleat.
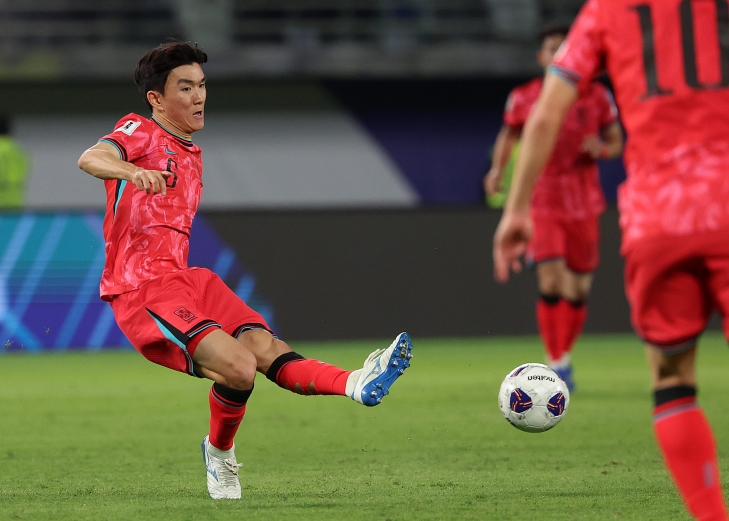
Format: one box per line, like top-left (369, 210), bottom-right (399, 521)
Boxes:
top-left (347, 332), bottom-right (413, 406)
top-left (553, 364), bottom-right (576, 393)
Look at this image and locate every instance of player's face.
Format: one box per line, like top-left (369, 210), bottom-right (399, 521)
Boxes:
top-left (159, 63), bottom-right (206, 134)
top-left (537, 34), bottom-right (565, 71)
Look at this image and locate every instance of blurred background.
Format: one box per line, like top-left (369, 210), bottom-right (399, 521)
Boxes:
top-left (0, 0), bottom-right (633, 351)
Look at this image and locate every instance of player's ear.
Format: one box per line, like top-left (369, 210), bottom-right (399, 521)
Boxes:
top-left (147, 90), bottom-right (163, 111)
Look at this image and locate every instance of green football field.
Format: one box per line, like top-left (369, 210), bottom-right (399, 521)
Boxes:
top-left (2, 333), bottom-right (728, 521)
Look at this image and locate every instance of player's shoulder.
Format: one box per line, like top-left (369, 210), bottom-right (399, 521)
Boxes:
top-left (110, 113), bottom-right (154, 137)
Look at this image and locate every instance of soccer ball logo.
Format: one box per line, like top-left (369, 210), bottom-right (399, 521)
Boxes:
top-left (498, 363), bottom-right (570, 433)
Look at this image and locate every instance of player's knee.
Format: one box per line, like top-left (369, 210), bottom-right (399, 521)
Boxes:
top-left (220, 348), bottom-right (258, 390)
top-left (648, 346), bottom-right (696, 388)
top-left (537, 275), bottom-right (561, 295)
top-left (225, 360), bottom-right (257, 390)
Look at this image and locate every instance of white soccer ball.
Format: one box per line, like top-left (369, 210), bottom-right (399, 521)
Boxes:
top-left (498, 363), bottom-right (570, 433)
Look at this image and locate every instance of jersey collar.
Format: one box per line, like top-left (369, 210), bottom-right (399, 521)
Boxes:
top-left (151, 117), bottom-right (194, 146)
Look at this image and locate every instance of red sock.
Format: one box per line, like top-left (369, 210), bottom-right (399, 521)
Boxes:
top-left (653, 388), bottom-right (729, 521)
top-left (208, 384), bottom-right (252, 451)
top-left (267, 352), bottom-right (351, 396)
top-left (563, 300), bottom-right (587, 355)
top-left (537, 295), bottom-right (565, 363)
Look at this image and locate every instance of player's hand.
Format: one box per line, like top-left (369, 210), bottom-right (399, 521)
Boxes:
top-left (493, 210), bottom-right (532, 283)
top-left (130, 168), bottom-right (172, 195)
top-left (484, 168), bottom-right (503, 197)
top-left (581, 135), bottom-right (605, 160)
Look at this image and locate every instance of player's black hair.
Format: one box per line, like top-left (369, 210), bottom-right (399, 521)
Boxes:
top-left (134, 41), bottom-right (208, 111)
top-left (538, 24), bottom-right (571, 43)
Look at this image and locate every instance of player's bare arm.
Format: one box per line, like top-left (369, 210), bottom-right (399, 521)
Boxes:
top-left (493, 73), bottom-right (578, 283)
top-left (581, 121), bottom-right (623, 160)
top-left (78, 141), bottom-right (171, 195)
top-left (484, 124), bottom-right (521, 196)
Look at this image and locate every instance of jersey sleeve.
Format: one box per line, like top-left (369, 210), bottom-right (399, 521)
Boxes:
top-left (503, 88), bottom-right (527, 129)
top-left (99, 113), bottom-right (151, 163)
top-left (550, 0), bottom-right (605, 92)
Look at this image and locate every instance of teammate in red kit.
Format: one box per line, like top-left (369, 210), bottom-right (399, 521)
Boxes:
top-left (485, 25), bottom-right (623, 390)
top-left (77, 42), bottom-right (413, 500)
top-left (493, 1), bottom-right (729, 519)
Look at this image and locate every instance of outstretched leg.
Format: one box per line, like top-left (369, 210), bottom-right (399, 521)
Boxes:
top-left (238, 328), bottom-right (413, 406)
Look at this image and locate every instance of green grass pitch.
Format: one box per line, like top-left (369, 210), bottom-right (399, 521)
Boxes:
top-left (2, 333), bottom-right (728, 520)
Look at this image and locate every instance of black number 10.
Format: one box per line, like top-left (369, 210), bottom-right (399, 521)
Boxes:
top-left (633, 0), bottom-right (729, 98)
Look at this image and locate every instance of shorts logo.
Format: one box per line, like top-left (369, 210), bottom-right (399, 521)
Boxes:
top-left (174, 307), bottom-right (197, 323)
top-left (115, 120), bottom-right (141, 136)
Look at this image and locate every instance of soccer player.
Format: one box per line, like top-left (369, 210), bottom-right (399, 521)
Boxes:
top-left (77, 42), bottom-right (413, 500)
top-left (493, 1), bottom-right (729, 519)
top-left (485, 26), bottom-right (623, 390)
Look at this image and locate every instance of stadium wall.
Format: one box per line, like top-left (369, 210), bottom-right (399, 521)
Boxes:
top-left (200, 206), bottom-right (633, 341)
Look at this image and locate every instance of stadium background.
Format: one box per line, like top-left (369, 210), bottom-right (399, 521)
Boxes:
top-left (0, 0), bottom-right (640, 349)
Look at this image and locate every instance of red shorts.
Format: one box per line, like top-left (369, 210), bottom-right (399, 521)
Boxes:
top-left (527, 215), bottom-right (600, 273)
top-left (624, 229), bottom-right (729, 352)
top-left (110, 268), bottom-right (272, 377)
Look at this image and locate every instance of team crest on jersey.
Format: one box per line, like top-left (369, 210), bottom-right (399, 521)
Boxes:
top-left (115, 120), bottom-right (141, 136)
top-left (174, 307), bottom-right (197, 323)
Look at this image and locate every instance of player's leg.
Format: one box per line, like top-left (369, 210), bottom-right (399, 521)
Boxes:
top-left (550, 216), bottom-right (600, 389)
top-left (561, 216), bottom-right (599, 350)
top-left (560, 270), bottom-right (592, 349)
top-left (648, 344), bottom-right (728, 521)
top-left (627, 234), bottom-right (728, 521)
top-left (530, 216), bottom-right (570, 369)
top-left (235, 327), bottom-right (413, 406)
top-left (556, 269), bottom-right (593, 384)
top-left (192, 330), bottom-right (260, 500)
top-left (536, 259), bottom-right (569, 366)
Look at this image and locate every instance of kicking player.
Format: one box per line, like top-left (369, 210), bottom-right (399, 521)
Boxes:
top-left (493, 1), bottom-right (729, 519)
top-left (485, 25), bottom-right (623, 390)
top-left (77, 42), bottom-right (413, 500)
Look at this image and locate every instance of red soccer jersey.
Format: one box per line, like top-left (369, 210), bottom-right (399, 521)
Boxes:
top-left (504, 77), bottom-right (617, 220)
top-left (552, 0), bottom-right (729, 249)
top-left (98, 113), bottom-right (203, 300)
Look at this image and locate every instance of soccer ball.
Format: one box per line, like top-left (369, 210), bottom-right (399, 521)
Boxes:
top-left (498, 363), bottom-right (570, 433)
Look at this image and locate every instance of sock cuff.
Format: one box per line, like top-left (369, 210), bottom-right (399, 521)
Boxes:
top-left (654, 385), bottom-right (697, 407)
top-left (539, 294), bottom-right (562, 305)
top-left (653, 386), bottom-right (697, 420)
top-left (212, 383), bottom-right (253, 406)
top-left (266, 352), bottom-right (305, 383)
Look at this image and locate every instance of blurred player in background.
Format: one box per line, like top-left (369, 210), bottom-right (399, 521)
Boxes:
top-left (77, 41), bottom-right (413, 501)
top-left (0, 114), bottom-right (30, 208)
top-left (485, 26), bottom-right (623, 390)
top-left (493, 1), bottom-right (729, 519)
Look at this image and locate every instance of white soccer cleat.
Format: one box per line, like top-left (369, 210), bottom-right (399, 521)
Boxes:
top-left (201, 435), bottom-right (242, 499)
top-left (347, 332), bottom-right (413, 406)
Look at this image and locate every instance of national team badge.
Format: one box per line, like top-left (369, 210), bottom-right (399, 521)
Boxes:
top-left (174, 307), bottom-right (197, 323)
top-left (115, 120), bottom-right (141, 136)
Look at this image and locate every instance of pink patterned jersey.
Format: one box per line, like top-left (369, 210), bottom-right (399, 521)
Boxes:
top-left (98, 113), bottom-right (203, 301)
top-left (552, 0), bottom-right (729, 250)
top-left (504, 77), bottom-right (617, 220)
